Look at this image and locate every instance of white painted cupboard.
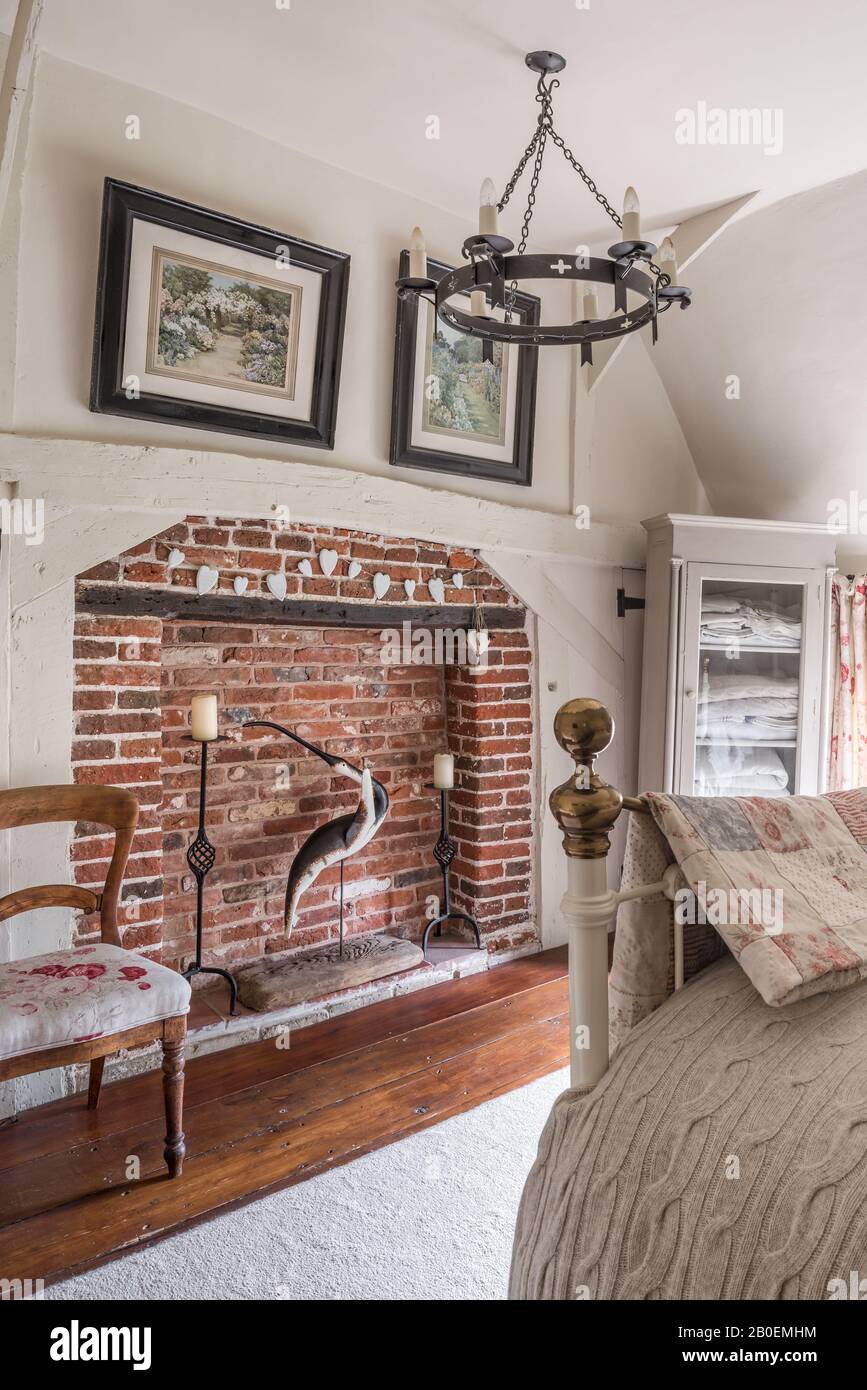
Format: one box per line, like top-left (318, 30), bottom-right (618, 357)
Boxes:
top-left (637, 515), bottom-right (838, 797)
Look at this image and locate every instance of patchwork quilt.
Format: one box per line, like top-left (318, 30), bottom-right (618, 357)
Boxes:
top-left (647, 789), bottom-right (867, 1006)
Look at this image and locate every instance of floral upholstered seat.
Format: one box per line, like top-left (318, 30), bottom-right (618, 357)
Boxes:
top-left (0, 943), bottom-right (191, 1062)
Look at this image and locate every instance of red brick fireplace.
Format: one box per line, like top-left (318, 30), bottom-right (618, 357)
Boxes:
top-left (70, 518), bottom-right (536, 990)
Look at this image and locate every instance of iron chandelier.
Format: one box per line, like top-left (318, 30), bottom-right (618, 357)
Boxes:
top-left (396, 50), bottom-right (692, 365)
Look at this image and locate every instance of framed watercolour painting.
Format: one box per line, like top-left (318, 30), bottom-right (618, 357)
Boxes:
top-left (390, 251), bottom-right (539, 485)
top-left (90, 180), bottom-right (350, 448)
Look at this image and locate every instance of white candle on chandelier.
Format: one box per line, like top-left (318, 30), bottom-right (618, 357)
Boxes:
top-left (622, 186), bottom-right (641, 242)
top-left (479, 177), bottom-right (499, 236)
top-left (409, 226), bottom-right (427, 279)
top-left (470, 288), bottom-right (488, 317)
top-left (191, 693), bottom-right (218, 742)
top-left (433, 752), bottom-right (455, 789)
top-left (658, 235), bottom-right (678, 287)
top-left (582, 286), bottom-right (599, 320)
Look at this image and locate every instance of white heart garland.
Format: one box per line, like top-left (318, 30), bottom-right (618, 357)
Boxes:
top-left (196, 566), bottom-right (219, 596)
top-left (267, 572), bottom-right (288, 600)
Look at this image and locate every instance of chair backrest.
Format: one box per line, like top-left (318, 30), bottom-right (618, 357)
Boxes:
top-left (0, 784), bottom-right (139, 946)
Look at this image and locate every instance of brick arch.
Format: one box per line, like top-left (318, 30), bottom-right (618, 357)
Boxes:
top-left (71, 517), bottom-right (536, 977)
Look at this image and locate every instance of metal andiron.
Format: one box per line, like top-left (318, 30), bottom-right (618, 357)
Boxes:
top-left (421, 784), bottom-right (482, 956)
top-left (182, 734), bottom-right (238, 1014)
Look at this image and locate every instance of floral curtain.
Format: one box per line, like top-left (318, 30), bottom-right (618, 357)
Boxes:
top-left (828, 575), bottom-right (867, 790)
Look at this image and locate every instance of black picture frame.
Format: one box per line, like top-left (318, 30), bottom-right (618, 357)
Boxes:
top-left (90, 179), bottom-right (350, 449)
top-left (389, 250), bottom-right (539, 486)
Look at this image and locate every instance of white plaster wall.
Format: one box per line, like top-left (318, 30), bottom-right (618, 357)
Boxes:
top-left (12, 51), bottom-right (575, 513)
top-left (651, 167), bottom-right (867, 542)
top-left (0, 43), bottom-right (712, 1112)
top-left (0, 577), bottom-right (74, 1116)
top-left (577, 335), bottom-right (710, 525)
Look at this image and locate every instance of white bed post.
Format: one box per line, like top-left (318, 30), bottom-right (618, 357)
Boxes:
top-left (550, 699), bottom-right (624, 1089)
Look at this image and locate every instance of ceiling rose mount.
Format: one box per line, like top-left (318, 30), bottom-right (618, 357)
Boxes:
top-left (525, 50), bottom-right (567, 75)
top-left (397, 50), bottom-right (692, 364)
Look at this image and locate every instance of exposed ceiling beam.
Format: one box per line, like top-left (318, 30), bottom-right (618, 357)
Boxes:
top-left (0, 0), bottom-right (42, 223)
top-left (0, 432), bottom-right (647, 610)
top-left (583, 191), bottom-right (758, 393)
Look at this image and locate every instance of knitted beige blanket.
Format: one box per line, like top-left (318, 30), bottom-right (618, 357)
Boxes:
top-left (511, 951), bottom-right (867, 1299)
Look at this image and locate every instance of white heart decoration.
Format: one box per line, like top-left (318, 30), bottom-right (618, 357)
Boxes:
top-left (373, 572), bottom-right (390, 600)
top-left (452, 572), bottom-right (464, 589)
top-left (298, 559), bottom-right (313, 577)
top-left (319, 548), bottom-right (338, 577)
top-left (404, 579), bottom-right (416, 599)
top-left (233, 576), bottom-right (249, 596)
top-left (429, 577), bottom-right (445, 605)
top-left (347, 560), bottom-right (362, 580)
top-left (267, 572), bottom-right (288, 600)
top-left (196, 566), bottom-right (218, 596)
top-left (167, 548), bottom-right (185, 571)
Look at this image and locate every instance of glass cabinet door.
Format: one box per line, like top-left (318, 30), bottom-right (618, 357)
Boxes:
top-left (685, 573), bottom-right (806, 797)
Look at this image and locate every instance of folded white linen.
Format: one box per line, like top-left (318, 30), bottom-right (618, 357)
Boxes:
top-left (696, 746), bottom-right (789, 788)
top-left (699, 716), bottom-right (798, 742)
top-left (701, 672), bottom-right (799, 703)
top-left (703, 695), bottom-right (800, 720)
top-left (699, 595), bottom-right (801, 647)
top-left (695, 781), bottom-right (792, 798)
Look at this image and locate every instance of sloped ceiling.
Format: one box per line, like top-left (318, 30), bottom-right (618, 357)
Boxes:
top-left (2, 0), bottom-right (867, 245)
top-left (652, 167), bottom-right (867, 526)
top-left (2, 0), bottom-right (867, 525)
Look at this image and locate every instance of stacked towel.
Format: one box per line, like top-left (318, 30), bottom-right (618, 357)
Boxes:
top-left (695, 746), bottom-right (790, 797)
top-left (696, 671), bottom-right (796, 794)
top-left (700, 592), bottom-right (801, 649)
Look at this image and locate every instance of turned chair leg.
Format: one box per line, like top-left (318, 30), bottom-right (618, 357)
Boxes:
top-left (161, 1020), bottom-right (186, 1179)
top-left (87, 1056), bottom-right (106, 1110)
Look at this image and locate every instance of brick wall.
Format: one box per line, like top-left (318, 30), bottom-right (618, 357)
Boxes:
top-left (72, 517), bottom-right (536, 976)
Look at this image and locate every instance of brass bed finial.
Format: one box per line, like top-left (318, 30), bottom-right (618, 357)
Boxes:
top-left (550, 698), bottom-right (624, 859)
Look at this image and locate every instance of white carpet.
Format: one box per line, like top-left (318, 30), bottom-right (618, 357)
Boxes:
top-left (48, 1068), bottom-right (568, 1302)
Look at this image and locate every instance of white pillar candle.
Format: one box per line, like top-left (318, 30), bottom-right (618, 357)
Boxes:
top-left (433, 752), bottom-right (455, 789)
top-left (479, 177), bottom-right (499, 236)
top-left (622, 186), bottom-right (641, 242)
top-left (658, 235), bottom-right (678, 287)
top-left (191, 693), bottom-right (218, 742)
top-left (470, 288), bottom-right (487, 317)
top-left (409, 226), bottom-right (427, 279)
top-left (582, 287), bottom-right (599, 320)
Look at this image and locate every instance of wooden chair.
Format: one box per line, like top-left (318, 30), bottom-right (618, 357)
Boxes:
top-left (0, 785), bottom-right (191, 1177)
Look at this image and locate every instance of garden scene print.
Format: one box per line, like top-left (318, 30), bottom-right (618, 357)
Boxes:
top-left (148, 250), bottom-right (301, 398)
top-left (423, 317), bottom-right (508, 444)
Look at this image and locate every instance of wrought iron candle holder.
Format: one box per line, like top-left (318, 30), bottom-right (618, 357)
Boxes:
top-left (182, 735), bottom-right (238, 1015)
top-left (421, 784), bottom-right (482, 956)
top-left (395, 49), bottom-right (692, 369)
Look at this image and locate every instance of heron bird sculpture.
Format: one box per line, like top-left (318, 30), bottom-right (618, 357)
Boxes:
top-left (244, 720), bottom-right (389, 954)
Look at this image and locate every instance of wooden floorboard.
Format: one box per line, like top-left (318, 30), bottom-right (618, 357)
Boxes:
top-left (0, 947), bottom-right (568, 1287)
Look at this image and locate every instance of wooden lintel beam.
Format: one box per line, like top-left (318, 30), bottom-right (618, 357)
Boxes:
top-left (75, 584), bottom-right (526, 631)
top-left (0, 0), bottom-right (42, 221)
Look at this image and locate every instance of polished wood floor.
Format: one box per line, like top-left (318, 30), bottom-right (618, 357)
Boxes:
top-left (0, 947), bottom-right (568, 1287)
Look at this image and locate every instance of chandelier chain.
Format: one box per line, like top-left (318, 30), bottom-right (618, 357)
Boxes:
top-left (548, 126), bottom-right (622, 231)
top-left (413, 53), bottom-right (691, 349)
